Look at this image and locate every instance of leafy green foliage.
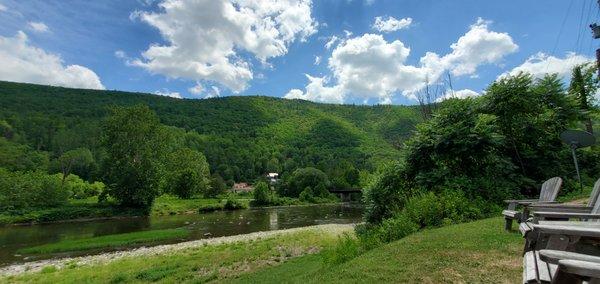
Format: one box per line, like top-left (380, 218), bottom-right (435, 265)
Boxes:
top-left (207, 173), bottom-right (227, 198)
top-left (0, 81), bottom-right (418, 185)
top-left (0, 137), bottom-right (49, 172)
top-left (0, 168), bottom-right (69, 211)
top-left (363, 162), bottom-right (416, 224)
top-left (252, 181), bottom-right (272, 206)
top-left (223, 195), bottom-right (248, 210)
top-left (55, 147), bottom-right (95, 184)
top-left (163, 148), bottom-right (211, 199)
top-left (101, 105), bottom-right (166, 209)
top-left (282, 167), bottom-right (330, 198)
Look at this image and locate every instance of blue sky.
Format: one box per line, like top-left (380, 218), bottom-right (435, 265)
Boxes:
top-left (0, 0), bottom-right (597, 105)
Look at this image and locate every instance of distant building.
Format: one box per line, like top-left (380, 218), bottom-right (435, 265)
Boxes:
top-left (232, 182), bottom-right (253, 193)
top-left (266, 173), bottom-right (279, 184)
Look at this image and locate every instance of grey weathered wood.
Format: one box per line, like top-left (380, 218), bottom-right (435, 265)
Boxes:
top-left (541, 177), bottom-right (563, 202)
top-left (533, 212), bottom-right (600, 220)
top-left (503, 210), bottom-right (520, 218)
top-left (532, 224), bottom-right (600, 238)
top-left (524, 251), bottom-right (538, 283)
top-left (537, 221), bottom-right (600, 227)
top-left (588, 178), bottom-right (600, 207)
top-left (528, 178), bottom-right (600, 217)
top-left (504, 177), bottom-right (563, 231)
top-left (557, 259), bottom-right (600, 279)
top-left (520, 222), bottom-right (532, 236)
top-left (536, 250), bottom-right (552, 283)
top-left (539, 249), bottom-right (600, 265)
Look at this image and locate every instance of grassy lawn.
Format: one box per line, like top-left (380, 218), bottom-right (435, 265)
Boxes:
top-left (3, 218), bottom-right (523, 283)
top-left (17, 228), bottom-right (189, 254)
top-left (235, 217), bottom-right (523, 283)
top-left (4, 227), bottom-right (350, 283)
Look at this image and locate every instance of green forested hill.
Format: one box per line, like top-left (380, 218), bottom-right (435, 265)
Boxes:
top-left (0, 81), bottom-right (420, 184)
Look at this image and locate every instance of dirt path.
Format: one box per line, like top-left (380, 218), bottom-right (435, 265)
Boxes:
top-left (0, 223), bottom-right (354, 277)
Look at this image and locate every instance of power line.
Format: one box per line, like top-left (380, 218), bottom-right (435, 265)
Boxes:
top-left (551, 0), bottom-right (574, 57)
top-left (574, 0), bottom-right (587, 53)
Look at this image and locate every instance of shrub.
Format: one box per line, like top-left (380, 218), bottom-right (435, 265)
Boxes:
top-left (376, 213), bottom-right (419, 243)
top-left (223, 196), bottom-right (247, 210)
top-left (0, 169), bottom-right (69, 211)
top-left (403, 191), bottom-right (483, 228)
top-left (298, 187), bottom-right (315, 203)
top-left (363, 162), bottom-right (417, 224)
top-left (321, 233), bottom-right (362, 265)
top-left (61, 174), bottom-right (104, 199)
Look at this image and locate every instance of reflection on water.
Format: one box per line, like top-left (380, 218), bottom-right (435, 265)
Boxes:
top-left (0, 204), bottom-right (362, 266)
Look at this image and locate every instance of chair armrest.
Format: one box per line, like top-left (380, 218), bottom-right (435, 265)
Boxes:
top-left (529, 205), bottom-right (592, 214)
top-left (532, 224), bottom-right (600, 238)
top-left (533, 212), bottom-right (600, 219)
top-left (504, 199), bottom-right (539, 204)
top-left (558, 259), bottom-right (600, 278)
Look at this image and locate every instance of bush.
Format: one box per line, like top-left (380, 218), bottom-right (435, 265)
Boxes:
top-left (363, 162), bottom-right (417, 224)
top-left (403, 191), bottom-right (483, 228)
top-left (322, 233), bottom-right (362, 265)
top-left (298, 187), bottom-right (315, 203)
top-left (61, 174), bottom-right (105, 199)
top-left (223, 196), bottom-right (247, 210)
top-left (0, 169), bottom-right (69, 211)
top-left (376, 213), bottom-right (419, 243)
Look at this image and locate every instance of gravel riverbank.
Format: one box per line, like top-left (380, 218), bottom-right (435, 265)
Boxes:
top-left (0, 223), bottom-right (354, 277)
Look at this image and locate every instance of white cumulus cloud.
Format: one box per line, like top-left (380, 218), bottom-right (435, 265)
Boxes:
top-left (28, 22), bottom-right (49, 33)
top-left (284, 75), bottom-right (343, 103)
top-left (0, 3), bottom-right (7, 12)
top-left (436, 89), bottom-right (479, 102)
top-left (499, 52), bottom-right (592, 80)
top-left (288, 18), bottom-right (517, 104)
top-left (154, 89), bottom-right (182, 99)
top-left (131, 0), bottom-right (318, 93)
top-left (372, 16), bottom-right (412, 32)
top-left (0, 31), bottom-right (104, 89)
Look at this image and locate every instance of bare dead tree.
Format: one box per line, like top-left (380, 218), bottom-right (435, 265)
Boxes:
top-left (415, 75), bottom-right (443, 121)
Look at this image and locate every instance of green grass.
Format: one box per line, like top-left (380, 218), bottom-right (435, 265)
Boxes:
top-left (234, 217), bottom-right (523, 283)
top-left (3, 218), bottom-right (523, 283)
top-left (17, 228), bottom-right (190, 254)
top-left (4, 227), bottom-right (350, 283)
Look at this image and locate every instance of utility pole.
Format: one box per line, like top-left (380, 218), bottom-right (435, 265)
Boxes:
top-left (592, 1), bottom-right (600, 78)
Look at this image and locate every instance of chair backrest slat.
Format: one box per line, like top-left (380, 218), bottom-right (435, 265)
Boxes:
top-left (587, 178), bottom-right (600, 208)
top-left (539, 177), bottom-right (562, 202)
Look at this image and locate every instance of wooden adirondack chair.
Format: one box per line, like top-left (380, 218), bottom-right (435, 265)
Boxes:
top-left (519, 191), bottom-right (600, 254)
top-left (519, 179), bottom-right (600, 238)
top-left (528, 178), bottom-right (600, 214)
top-left (521, 224), bottom-right (600, 283)
top-left (503, 177), bottom-right (563, 231)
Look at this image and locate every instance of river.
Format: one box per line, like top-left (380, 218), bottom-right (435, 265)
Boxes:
top-left (0, 204), bottom-right (363, 266)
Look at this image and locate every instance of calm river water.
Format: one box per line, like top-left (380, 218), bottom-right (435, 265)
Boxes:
top-left (0, 204), bottom-right (362, 266)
